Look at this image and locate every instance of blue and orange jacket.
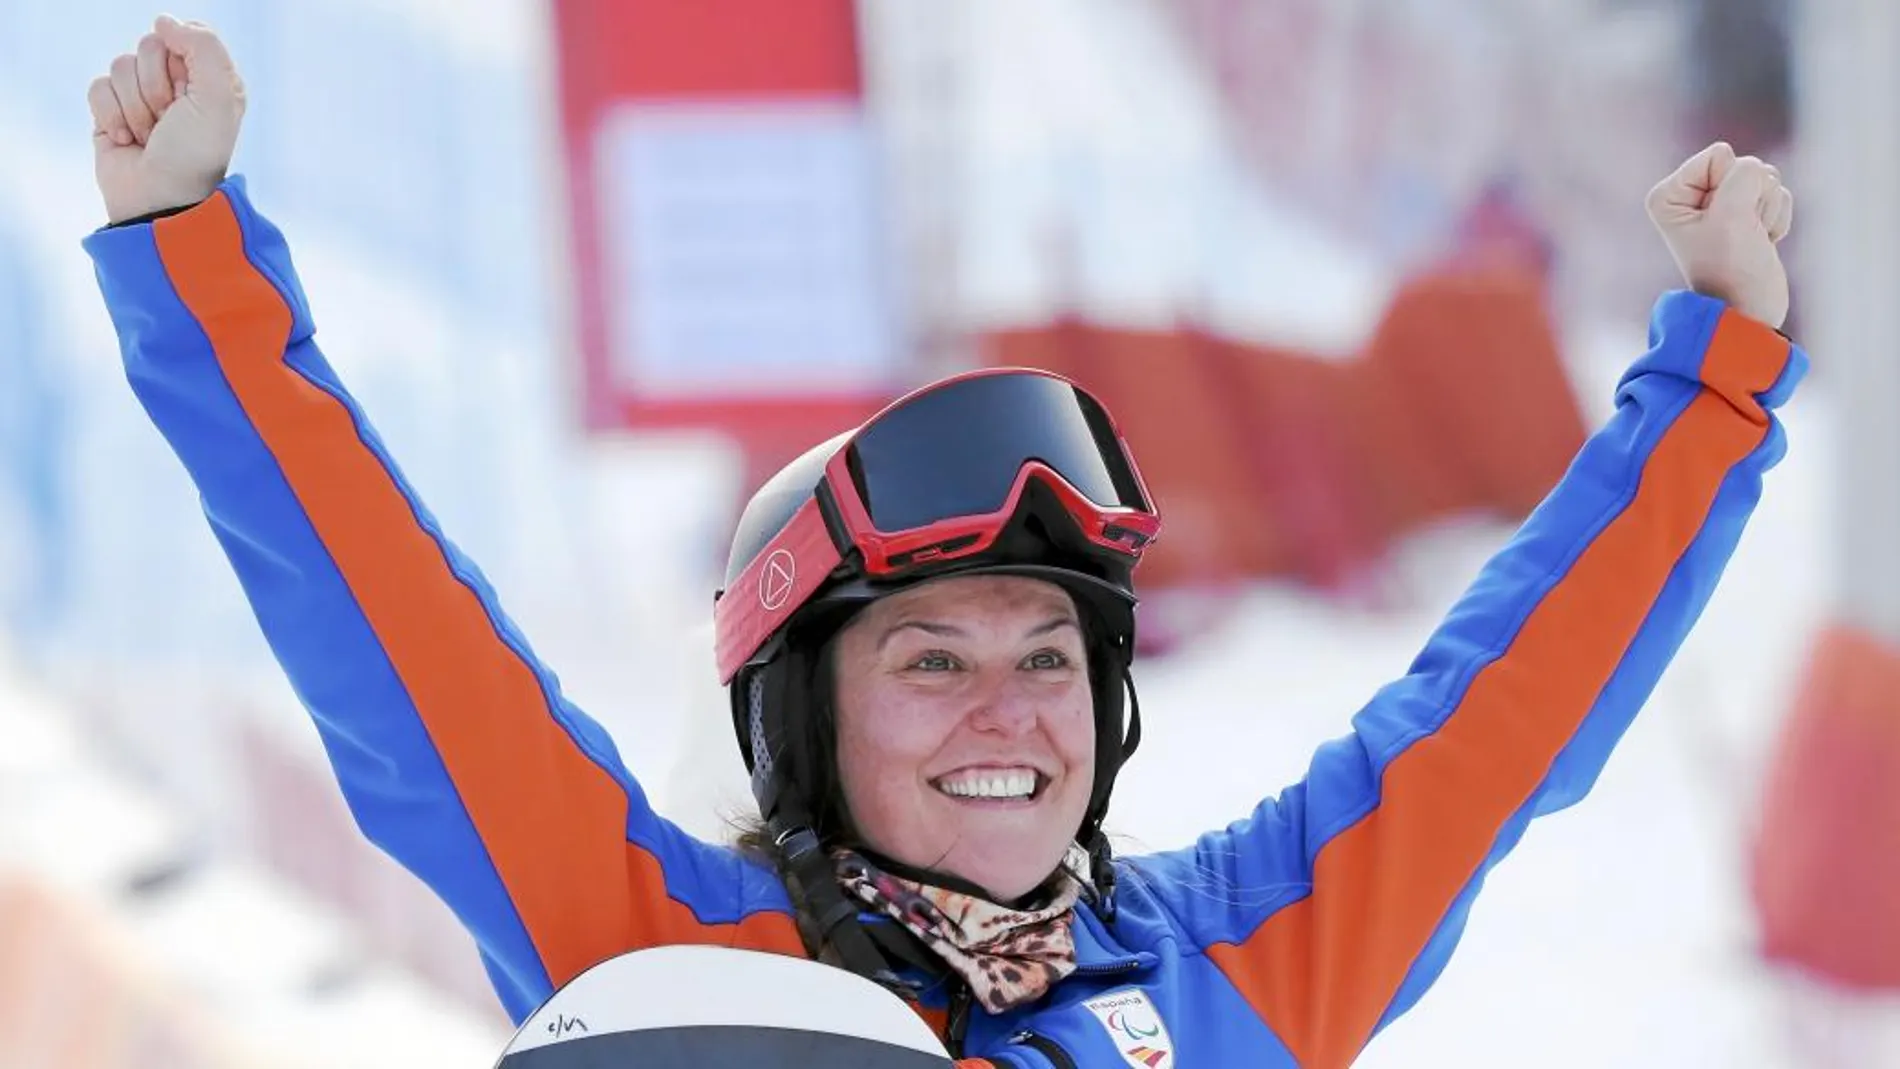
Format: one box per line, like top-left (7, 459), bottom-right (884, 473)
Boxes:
top-left (87, 179), bottom-right (1805, 1068)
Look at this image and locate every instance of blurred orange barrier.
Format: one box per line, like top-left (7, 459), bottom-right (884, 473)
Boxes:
top-left (986, 320), bottom-right (1290, 591)
top-left (979, 262), bottom-right (1586, 599)
top-left (1355, 263), bottom-right (1583, 526)
top-left (1751, 624), bottom-right (1900, 990)
top-left (0, 874), bottom-right (284, 1069)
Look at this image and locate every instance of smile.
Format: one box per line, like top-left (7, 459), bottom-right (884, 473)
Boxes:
top-left (931, 767), bottom-right (1049, 802)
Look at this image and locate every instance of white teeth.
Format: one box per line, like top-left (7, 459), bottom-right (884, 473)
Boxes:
top-left (938, 770), bottom-right (1038, 800)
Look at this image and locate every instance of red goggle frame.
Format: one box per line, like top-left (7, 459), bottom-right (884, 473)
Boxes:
top-left (714, 368), bottom-right (1160, 683)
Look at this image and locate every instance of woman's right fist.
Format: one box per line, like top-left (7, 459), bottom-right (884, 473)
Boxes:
top-left (88, 15), bottom-right (245, 225)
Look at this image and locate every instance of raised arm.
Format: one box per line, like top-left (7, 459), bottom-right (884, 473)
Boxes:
top-left (1131, 143), bottom-right (1804, 1066)
top-left (82, 17), bottom-right (800, 1023)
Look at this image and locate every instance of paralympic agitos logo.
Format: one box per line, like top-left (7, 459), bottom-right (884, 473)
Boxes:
top-left (1082, 989), bottom-right (1175, 1069)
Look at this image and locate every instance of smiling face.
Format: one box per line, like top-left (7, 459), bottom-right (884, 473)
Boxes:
top-left (830, 574), bottom-right (1096, 903)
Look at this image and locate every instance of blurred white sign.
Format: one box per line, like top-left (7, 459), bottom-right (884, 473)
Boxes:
top-left (595, 101), bottom-right (900, 398)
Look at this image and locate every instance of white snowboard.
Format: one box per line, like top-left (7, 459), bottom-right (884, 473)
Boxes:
top-left (495, 944), bottom-right (954, 1067)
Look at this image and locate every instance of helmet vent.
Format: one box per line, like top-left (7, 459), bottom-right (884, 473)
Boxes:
top-left (748, 673), bottom-right (774, 788)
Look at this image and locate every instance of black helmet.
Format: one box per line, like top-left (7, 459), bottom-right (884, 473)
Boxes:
top-left (712, 369), bottom-right (1160, 974)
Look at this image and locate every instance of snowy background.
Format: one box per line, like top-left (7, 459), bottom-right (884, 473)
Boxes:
top-left (3, 0), bottom-right (1896, 1065)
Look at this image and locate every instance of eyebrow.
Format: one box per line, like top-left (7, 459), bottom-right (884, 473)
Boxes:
top-left (877, 614), bottom-right (1079, 652)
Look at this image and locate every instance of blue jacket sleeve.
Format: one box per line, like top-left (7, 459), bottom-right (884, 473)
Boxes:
top-left (1126, 291), bottom-right (1805, 1067)
top-left (83, 178), bottom-right (801, 1023)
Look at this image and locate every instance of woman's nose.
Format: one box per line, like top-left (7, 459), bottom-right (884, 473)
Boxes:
top-left (963, 674), bottom-right (1041, 736)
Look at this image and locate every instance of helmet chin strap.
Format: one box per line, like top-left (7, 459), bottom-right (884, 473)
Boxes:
top-left (749, 666), bottom-right (904, 987)
top-left (1077, 662), bottom-right (1140, 923)
top-left (739, 616), bottom-right (1141, 985)
top-left (766, 813), bottom-right (904, 987)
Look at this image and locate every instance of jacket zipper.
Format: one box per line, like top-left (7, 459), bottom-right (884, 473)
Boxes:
top-left (1072, 958), bottom-right (1146, 978)
top-left (945, 983), bottom-right (973, 1058)
top-left (1010, 1030), bottom-right (1078, 1069)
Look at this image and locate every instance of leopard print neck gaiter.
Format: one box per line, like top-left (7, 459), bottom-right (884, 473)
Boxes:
top-left (833, 843), bottom-right (1092, 1014)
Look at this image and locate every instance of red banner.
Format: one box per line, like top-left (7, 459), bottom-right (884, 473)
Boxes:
top-left (550, 0), bottom-right (901, 453)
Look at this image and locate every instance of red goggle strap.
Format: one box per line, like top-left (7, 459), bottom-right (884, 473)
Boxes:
top-left (714, 500), bottom-right (844, 683)
top-left (716, 452), bottom-right (1158, 682)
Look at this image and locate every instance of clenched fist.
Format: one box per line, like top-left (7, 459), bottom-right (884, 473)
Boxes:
top-left (89, 15), bottom-right (245, 225)
top-left (1647, 141), bottom-right (1794, 330)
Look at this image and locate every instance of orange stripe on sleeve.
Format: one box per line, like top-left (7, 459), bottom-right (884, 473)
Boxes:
top-left (1208, 314), bottom-right (1788, 1067)
top-left (1701, 311), bottom-right (1798, 418)
top-left (623, 845), bottom-right (804, 954)
top-left (152, 193), bottom-right (783, 985)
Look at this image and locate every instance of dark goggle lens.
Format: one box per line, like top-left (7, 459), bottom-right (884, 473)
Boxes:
top-left (847, 374), bottom-right (1146, 532)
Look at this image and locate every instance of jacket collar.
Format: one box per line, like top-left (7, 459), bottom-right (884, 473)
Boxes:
top-left (1071, 900), bottom-right (1158, 974)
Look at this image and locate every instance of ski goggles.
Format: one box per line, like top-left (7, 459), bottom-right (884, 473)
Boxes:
top-left (715, 368), bottom-right (1161, 682)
